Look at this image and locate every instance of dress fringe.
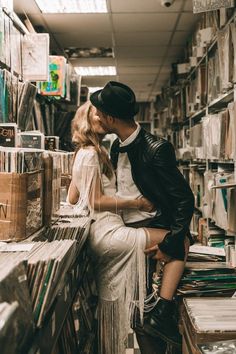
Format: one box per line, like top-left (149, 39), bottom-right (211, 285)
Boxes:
top-left (97, 236), bottom-right (146, 354)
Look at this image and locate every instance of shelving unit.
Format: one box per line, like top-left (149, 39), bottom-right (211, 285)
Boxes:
top-left (153, 8), bottom-right (236, 254)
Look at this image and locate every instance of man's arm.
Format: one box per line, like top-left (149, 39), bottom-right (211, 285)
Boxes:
top-left (151, 141), bottom-right (194, 260)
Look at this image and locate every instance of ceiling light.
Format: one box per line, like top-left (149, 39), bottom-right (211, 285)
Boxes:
top-left (35, 0), bottom-right (108, 13)
top-left (88, 87), bottom-right (103, 93)
top-left (75, 66), bottom-right (117, 76)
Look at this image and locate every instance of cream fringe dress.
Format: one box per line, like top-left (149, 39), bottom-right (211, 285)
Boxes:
top-left (70, 148), bottom-right (147, 354)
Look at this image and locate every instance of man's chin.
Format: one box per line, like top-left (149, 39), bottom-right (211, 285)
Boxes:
top-left (97, 132), bottom-right (107, 140)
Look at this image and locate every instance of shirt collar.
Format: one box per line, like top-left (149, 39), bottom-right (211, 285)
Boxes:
top-left (119, 123), bottom-right (141, 147)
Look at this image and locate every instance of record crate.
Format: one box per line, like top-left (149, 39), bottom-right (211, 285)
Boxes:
top-left (181, 298), bottom-right (236, 354)
top-left (0, 170), bottom-right (44, 241)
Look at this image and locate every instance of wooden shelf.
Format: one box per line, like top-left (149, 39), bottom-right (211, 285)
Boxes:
top-left (211, 183), bottom-right (236, 189)
top-left (208, 89), bottom-right (234, 112)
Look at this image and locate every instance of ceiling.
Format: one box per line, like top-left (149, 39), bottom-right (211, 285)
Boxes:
top-left (13, 0), bottom-right (199, 102)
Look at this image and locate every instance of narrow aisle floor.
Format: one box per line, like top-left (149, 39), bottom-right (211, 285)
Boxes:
top-left (126, 330), bottom-right (141, 354)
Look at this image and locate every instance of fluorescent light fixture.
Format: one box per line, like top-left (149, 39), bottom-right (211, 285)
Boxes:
top-left (75, 66), bottom-right (117, 76)
top-left (35, 0), bottom-right (108, 13)
top-left (88, 86), bottom-right (103, 93)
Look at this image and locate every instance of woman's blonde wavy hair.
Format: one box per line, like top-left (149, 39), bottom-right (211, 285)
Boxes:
top-left (72, 101), bottom-right (114, 179)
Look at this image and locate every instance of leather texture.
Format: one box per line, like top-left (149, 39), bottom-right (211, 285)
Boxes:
top-left (142, 298), bottom-right (182, 347)
top-left (110, 128), bottom-right (195, 261)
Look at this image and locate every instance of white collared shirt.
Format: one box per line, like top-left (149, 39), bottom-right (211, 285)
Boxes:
top-left (116, 123), bottom-right (156, 223)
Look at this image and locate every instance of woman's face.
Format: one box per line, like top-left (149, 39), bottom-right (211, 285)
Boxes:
top-left (90, 105), bottom-right (107, 135)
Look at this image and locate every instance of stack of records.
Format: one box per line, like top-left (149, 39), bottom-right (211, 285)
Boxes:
top-left (0, 240), bottom-right (77, 327)
top-left (198, 339), bottom-right (236, 353)
top-left (0, 258), bottom-right (34, 349)
top-left (178, 262), bottom-right (236, 296)
top-left (183, 298), bottom-right (236, 344)
top-left (0, 301), bottom-right (22, 354)
top-left (46, 217), bottom-right (90, 254)
top-left (0, 147), bottom-right (44, 173)
top-left (187, 244), bottom-right (226, 262)
top-left (17, 82), bottom-right (37, 131)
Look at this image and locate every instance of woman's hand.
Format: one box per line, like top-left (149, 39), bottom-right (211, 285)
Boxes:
top-left (138, 197), bottom-right (155, 212)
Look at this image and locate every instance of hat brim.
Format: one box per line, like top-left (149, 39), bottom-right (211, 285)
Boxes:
top-left (90, 90), bottom-right (139, 119)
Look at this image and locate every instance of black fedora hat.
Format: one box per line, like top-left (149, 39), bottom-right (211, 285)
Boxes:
top-left (90, 81), bottom-right (139, 119)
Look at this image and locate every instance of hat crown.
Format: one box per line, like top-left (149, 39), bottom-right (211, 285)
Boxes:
top-left (90, 81), bottom-right (139, 119)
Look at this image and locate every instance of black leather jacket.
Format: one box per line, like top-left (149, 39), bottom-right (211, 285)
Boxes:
top-left (110, 128), bottom-right (195, 261)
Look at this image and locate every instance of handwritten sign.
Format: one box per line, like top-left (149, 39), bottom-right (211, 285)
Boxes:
top-left (193, 0), bottom-right (235, 13)
top-left (0, 201), bottom-right (8, 219)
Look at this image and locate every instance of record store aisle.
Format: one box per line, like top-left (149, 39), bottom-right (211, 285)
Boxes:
top-left (0, 0), bottom-right (236, 353)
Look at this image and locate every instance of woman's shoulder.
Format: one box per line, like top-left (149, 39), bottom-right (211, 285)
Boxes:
top-left (75, 147), bottom-right (99, 165)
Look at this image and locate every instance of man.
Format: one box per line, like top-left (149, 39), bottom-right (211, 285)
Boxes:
top-left (90, 81), bottom-right (194, 353)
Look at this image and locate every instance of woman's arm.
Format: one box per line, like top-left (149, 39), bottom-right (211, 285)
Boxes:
top-left (91, 174), bottom-right (154, 213)
top-left (68, 149), bottom-right (154, 212)
top-left (67, 181), bottom-right (80, 205)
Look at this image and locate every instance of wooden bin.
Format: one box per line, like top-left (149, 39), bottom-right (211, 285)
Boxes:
top-left (182, 298), bottom-right (236, 354)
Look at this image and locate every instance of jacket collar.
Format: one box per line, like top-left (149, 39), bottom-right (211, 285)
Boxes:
top-left (118, 128), bottom-right (144, 153)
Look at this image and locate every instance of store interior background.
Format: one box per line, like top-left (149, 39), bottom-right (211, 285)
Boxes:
top-left (13, 0), bottom-right (199, 102)
top-left (1, 1), bottom-right (236, 354)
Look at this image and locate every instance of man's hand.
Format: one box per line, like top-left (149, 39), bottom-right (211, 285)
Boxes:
top-left (138, 197), bottom-right (156, 212)
top-left (144, 245), bottom-right (172, 263)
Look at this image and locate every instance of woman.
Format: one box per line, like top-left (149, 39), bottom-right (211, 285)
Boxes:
top-left (67, 102), bottom-right (184, 353)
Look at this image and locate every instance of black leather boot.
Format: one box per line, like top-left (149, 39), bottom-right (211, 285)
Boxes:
top-left (142, 297), bottom-right (182, 348)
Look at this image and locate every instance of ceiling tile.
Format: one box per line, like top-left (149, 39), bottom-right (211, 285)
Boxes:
top-left (117, 58), bottom-right (171, 66)
top-left (115, 31), bottom-right (172, 46)
top-left (13, 0), bottom-right (40, 13)
top-left (159, 65), bottom-right (172, 74)
top-left (82, 76), bottom-right (118, 86)
top-left (32, 14), bottom-right (111, 33)
top-left (110, 0), bottom-right (182, 12)
top-left (112, 13), bottom-right (178, 32)
top-left (167, 46), bottom-right (184, 57)
top-left (184, 0), bottom-right (194, 12)
top-left (53, 32), bottom-right (113, 47)
top-left (118, 74), bottom-right (155, 81)
top-left (177, 12), bottom-right (199, 31)
top-left (70, 58), bottom-right (116, 66)
top-left (171, 31), bottom-right (192, 46)
top-left (116, 46), bottom-right (168, 58)
top-left (117, 66), bottom-right (159, 75)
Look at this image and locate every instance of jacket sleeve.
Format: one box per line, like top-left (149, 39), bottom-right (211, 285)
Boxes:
top-left (151, 141), bottom-right (194, 260)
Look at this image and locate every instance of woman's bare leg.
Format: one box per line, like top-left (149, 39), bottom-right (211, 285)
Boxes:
top-left (145, 228), bottom-right (190, 300)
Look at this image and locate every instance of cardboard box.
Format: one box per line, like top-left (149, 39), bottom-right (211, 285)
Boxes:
top-left (0, 170), bottom-right (43, 241)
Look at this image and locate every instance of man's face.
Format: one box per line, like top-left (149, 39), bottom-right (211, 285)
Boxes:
top-left (90, 106), bottom-right (107, 136)
top-left (96, 109), bottom-right (115, 133)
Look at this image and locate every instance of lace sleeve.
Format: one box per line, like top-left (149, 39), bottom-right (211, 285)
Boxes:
top-left (67, 149), bottom-right (102, 216)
